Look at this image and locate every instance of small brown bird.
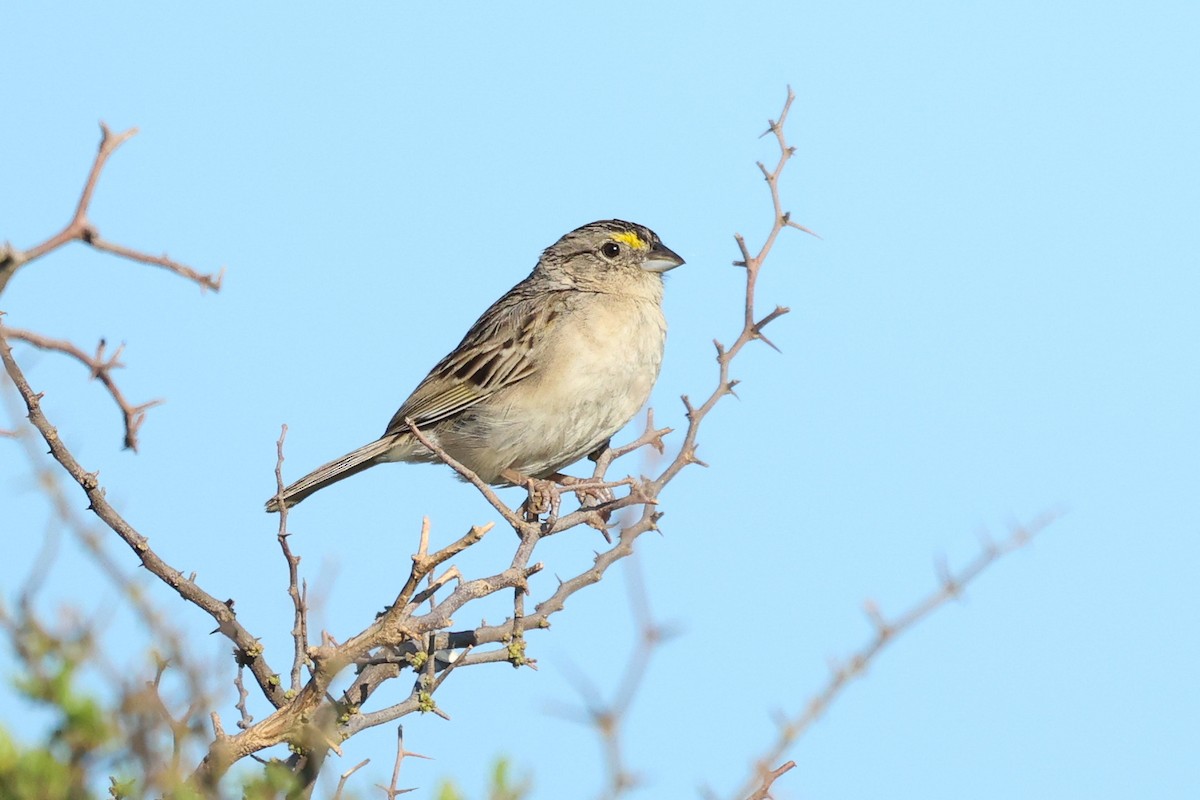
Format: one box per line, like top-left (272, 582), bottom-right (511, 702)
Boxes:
top-left (266, 219), bottom-right (683, 511)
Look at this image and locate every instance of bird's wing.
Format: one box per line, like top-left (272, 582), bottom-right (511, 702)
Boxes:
top-left (383, 289), bottom-right (563, 436)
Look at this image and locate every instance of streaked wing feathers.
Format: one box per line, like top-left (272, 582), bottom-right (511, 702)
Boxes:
top-left (383, 289), bottom-right (556, 436)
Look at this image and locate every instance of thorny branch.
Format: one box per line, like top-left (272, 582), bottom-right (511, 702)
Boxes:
top-left (272, 425), bottom-right (310, 694)
top-left (3, 326), bottom-right (162, 451)
top-left (0, 323), bottom-right (288, 715)
top-left (379, 726), bottom-right (429, 798)
top-left (1, 401), bottom-right (222, 795)
top-left (0, 122), bottom-right (275, 713)
top-left (333, 758), bottom-right (370, 800)
top-left (1, 124), bottom-right (222, 448)
top-left (742, 762), bottom-right (796, 800)
top-left (404, 418), bottom-right (530, 532)
top-left (547, 555), bottom-right (675, 800)
top-left (3, 385), bottom-right (170, 645)
top-left (0, 122), bottom-right (223, 296)
top-left (655, 85), bottom-right (814, 492)
top-left (728, 514), bottom-right (1058, 800)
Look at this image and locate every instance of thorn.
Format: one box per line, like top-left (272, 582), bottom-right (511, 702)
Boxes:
top-left (207, 266), bottom-right (227, 293)
top-left (756, 331), bottom-right (782, 353)
top-left (787, 219), bottom-right (822, 239)
top-left (680, 395), bottom-right (696, 419)
top-left (935, 554), bottom-right (951, 584)
top-left (863, 599), bottom-right (886, 630)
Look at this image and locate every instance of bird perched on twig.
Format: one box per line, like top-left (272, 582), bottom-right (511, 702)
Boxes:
top-left (266, 219), bottom-right (684, 512)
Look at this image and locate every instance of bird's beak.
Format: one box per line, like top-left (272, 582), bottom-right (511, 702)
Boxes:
top-left (642, 243), bottom-right (685, 273)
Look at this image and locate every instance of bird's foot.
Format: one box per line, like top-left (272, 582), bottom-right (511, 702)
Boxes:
top-left (503, 469), bottom-right (561, 524)
top-left (551, 473), bottom-right (616, 508)
top-left (546, 473), bottom-right (639, 540)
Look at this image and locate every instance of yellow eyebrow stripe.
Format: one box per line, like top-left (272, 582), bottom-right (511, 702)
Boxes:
top-left (612, 230), bottom-right (647, 250)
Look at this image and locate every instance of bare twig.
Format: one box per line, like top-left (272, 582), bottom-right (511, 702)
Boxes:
top-left (549, 555), bottom-right (675, 800)
top-left (378, 726), bottom-right (430, 798)
top-left (0, 123), bottom-right (223, 296)
top-left (743, 762), bottom-right (795, 800)
top-left (3, 380), bottom-right (222, 791)
top-left (403, 417), bottom-right (532, 532)
top-left (0, 321), bottom-right (285, 711)
top-left (2, 124), bottom-right (221, 453)
top-left (234, 668), bottom-right (254, 730)
top-left (333, 758), bottom-right (370, 800)
top-left (4, 327), bottom-right (162, 451)
top-left (590, 409), bottom-right (673, 477)
top-left (273, 425), bottom-right (310, 693)
top-left (653, 85), bottom-right (809, 494)
top-left (732, 513), bottom-right (1057, 799)
top-left (395, 519), bottom-right (494, 612)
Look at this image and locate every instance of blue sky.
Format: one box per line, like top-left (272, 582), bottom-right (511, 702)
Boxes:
top-left (2, 2), bottom-right (1197, 798)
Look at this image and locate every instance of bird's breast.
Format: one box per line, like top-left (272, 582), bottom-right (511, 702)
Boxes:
top-left (468, 294), bottom-right (667, 479)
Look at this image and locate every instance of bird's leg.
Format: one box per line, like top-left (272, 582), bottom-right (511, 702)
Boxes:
top-left (544, 472), bottom-right (617, 539)
top-left (501, 469), bottom-right (623, 537)
top-left (502, 468), bottom-right (559, 523)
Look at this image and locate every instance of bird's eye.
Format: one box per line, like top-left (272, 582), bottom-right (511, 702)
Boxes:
top-left (600, 242), bottom-right (621, 259)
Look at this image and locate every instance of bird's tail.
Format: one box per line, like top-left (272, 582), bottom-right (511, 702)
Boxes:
top-left (265, 438), bottom-right (395, 512)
